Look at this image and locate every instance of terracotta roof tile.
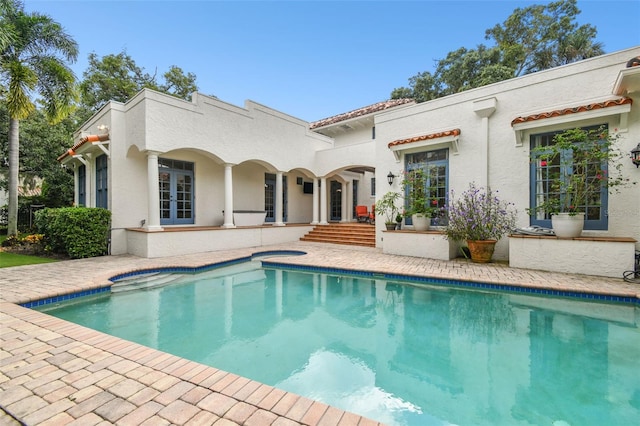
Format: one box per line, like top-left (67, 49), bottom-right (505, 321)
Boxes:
top-left (57, 133), bottom-right (109, 162)
top-left (510, 98), bottom-right (632, 126)
top-left (388, 129), bottom-right (461, 148)
top-left (309, 99), bottom-right (415, 129)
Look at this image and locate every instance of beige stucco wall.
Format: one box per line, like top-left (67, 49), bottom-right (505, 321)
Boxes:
top-left (70, 87), bottom-right (378, 255)
top-left (67, 47), bottom-right (639, 260)
top-left (375, 47), bottom-right (640, 259)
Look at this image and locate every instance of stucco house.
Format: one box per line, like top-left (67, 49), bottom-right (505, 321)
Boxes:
top-left (59, 47), bottom-right (640, 277)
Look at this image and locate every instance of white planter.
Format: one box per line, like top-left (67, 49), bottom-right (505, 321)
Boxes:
top-left (551, 212), bottom-right (585, 238)
top-left (412, 214), bottom-right (431, 232)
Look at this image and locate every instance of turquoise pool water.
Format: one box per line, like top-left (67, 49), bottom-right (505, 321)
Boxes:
top-left (37, 260), bottom-right (640, 426)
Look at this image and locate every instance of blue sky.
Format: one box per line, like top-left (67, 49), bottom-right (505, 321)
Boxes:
top-left (27, 0), bottom-right (640, 122)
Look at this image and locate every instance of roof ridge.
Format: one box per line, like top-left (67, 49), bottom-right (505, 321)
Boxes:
top-left (310, 98), bottom-right (414, 129)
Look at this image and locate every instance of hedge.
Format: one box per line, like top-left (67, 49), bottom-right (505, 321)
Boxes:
top-left (35, 207), bottom-right (111, 259)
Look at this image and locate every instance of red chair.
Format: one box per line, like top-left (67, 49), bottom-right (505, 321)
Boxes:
top-left (355, 205), bottom-right (369, 223)
top-left (369, 204), bottom-right (376, 224)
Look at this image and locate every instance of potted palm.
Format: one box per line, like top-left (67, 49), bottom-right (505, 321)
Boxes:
top-left (375, 191), bottom-right (402, 231)
top-left (528, 126), bottom-right (632, 238)
top-left (402, 169), bottom-right (438, 231)
top-left (444, 183), bottom-right (517, 263)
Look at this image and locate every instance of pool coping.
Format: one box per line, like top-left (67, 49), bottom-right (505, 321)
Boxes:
top-left (1, 242), bottom-right (639, 425)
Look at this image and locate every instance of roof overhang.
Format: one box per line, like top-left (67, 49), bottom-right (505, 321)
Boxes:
top-left (58, 133), bottom-right (110, 164)
top-left (511, 98), bottom-right (632, 147)
top-left (613, 64), bottom-right (640, 96)
top-left (388, 129), bottom-right (460, 161)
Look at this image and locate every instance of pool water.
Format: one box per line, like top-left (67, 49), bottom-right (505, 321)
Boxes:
top-left (37, 261), bottom-right (640, 426)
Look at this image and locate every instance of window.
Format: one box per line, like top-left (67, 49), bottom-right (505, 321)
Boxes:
top-left (78, 165), bottom-right (86, 206)
top-left (95, 154), bottom-right (108, 208)
top-left (370, 177), bottom-right (376, 196)
top-left (405, 149), bottom-right (448, 225)
top-left (529, 126), bottom-right (608, 230)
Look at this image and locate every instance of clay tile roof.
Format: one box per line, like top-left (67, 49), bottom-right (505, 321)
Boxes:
top-left (387, 129), bottom-right (461, 148)
top-left (510, 98), bottom-right (633, 126)
top-left (309, 99), bottom-right (415, 129)
top-left (57, 133), bottom-right (110, 162)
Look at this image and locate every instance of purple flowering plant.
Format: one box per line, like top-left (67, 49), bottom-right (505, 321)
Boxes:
top-left (444, 183), bottom-right (517, 242)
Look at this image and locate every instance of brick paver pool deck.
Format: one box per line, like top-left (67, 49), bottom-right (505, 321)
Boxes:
top-left (1, 241), bottom-right (639, 425)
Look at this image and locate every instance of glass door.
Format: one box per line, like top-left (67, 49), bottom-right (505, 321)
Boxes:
top-left (265, 174), bottom-right (287, 223)
top-left (330, 180), bottom-right (342, 221)
top-left (159, 160), bottom-right (194, 225)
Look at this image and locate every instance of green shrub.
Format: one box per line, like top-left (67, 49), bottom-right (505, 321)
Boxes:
top-left (35, 207), bottom-right (111, 259)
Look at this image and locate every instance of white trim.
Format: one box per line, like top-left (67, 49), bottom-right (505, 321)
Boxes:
top-left (390, 135), bottom-right (459, 161)
top-left (92, 141), bottom-right (110, 157)
top-left (72, 154), bottom-right (88, 166)
top-left (613, 66), bottom-right (640, 96)
top-left (512, 103), bottom-right (632, 147)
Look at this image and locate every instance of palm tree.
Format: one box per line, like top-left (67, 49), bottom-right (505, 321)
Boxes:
top-left (1, 0), bottom-right (78, 236)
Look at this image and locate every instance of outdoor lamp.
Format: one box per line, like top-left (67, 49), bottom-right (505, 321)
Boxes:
top-left (387, 172), bottom-right (396, 186)
top-left (632, 143), bottom-right (640, 168)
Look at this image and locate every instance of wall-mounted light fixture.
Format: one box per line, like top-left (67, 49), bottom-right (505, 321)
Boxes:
top-left (632, 143), bottom-right (640, 168)
top-left (387, 171), bottom-right (396, 186)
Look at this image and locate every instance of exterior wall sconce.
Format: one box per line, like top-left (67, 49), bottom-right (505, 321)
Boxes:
top-left (632, 143), bottom-right (640, 168)
top-left (387, 172), bottom-right (396, 186)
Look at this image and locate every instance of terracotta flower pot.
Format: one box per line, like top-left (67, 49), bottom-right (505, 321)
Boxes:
top-left (466, 240), bottom-right (497, 263)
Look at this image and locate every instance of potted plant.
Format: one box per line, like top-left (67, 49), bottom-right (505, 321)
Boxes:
top-left (402, 169), bottom-right (439, 231)
top-left (527, 126), bottom-right (633, 238)
top-left (395, 213), bottom-right (403, 230)
top-left (374, 191), bottom-right (402, 231)
top-left (444, 183), bottom-right (517, 263)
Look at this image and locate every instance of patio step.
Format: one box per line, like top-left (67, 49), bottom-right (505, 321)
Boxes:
top-left (300, 223), bottom-right (376, 247)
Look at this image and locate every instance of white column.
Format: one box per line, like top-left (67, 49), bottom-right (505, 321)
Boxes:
top-left (84, 153), bottom-right (94, 207)
top-left (73, 165), bottom-right (79, 206)
top-left (319, 177), bottom-right (328, 225)
top-left (274, 171), bottom-right (285, 226)
top-left (222, 163), bottom-right (236, 228)
top-left (340, 181), bottom-right (347, 222)
top-left (311, 177), bottom-right (319, 224)
top-left (145, 151), bottom-right (163, 231)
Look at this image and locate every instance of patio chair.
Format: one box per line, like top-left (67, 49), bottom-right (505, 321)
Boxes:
top-left (369, 204), bottom-right (375, 224)
top-left (355, 205), bottom-right (369, 223)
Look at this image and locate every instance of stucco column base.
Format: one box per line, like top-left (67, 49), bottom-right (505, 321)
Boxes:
top-left (144, 225), bottom-right (164, 232)
top-left (221, 223), bottom-right (236, 229)
top-left (273, 222), bottom-right (286, 227)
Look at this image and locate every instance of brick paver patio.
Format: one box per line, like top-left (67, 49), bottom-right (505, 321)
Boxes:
top-left (1, 241), bottom-right (638, 425)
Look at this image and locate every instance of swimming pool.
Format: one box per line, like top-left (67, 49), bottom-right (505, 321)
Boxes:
top-left (36, 260), bottom-right (640, 426)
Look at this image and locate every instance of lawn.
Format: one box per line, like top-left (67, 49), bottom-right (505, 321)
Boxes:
top-left (0, 234), bottom-right (60, 268)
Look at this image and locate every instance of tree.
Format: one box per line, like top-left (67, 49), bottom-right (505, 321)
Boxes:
top-left (79, 51), bottom-right (198, 116)
top-left (392, 0), bottom-right (604, 102)
top-left (0, 0), bottom-right (78, 236)
top-left (484, 0), bottom-right (602, 76)
top-left (16, 108), bottom-right (75, 206)
top-left (434, 45), bottom-right (515, 95)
